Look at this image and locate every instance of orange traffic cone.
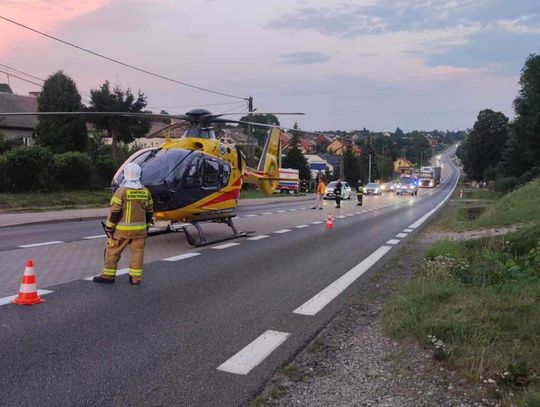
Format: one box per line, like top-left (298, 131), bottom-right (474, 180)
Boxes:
top-left (12, 259), bottom-right (44, 305)
top-left (326, 213), bottom-right (334, 229)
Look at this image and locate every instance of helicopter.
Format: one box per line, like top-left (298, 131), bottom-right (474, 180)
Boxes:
top-left (0, 108), bottom-right (302, 246)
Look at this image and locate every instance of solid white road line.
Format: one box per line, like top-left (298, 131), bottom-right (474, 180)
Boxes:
top-left (212, 243), bottom-right (240, 250)
top-left (244, 214), bottom-right (258, 218)
top-left (386, 239), bottom-right (400, 245)
top-left (247, 235), bottom-right (270, 241)
top-left (83, 235), bottom-right (107, 240)
top-left (273, 229), bottom-right (291, 234)
top-left (0, 290), bottom-right (53, 306)
top-left (403, 228), bottom-right (414, 233)
top-left (293, 246), bottom-right (393, 316)
top-left (294, 224), bottom-right (310, 229)
top-left (163, 253), bottom-right (201, 262)
top-left (311, 221), bottom-right (323, 225)
top-left (84, 268), bottom-right (129, 281)
top-left (396, 233), bottom-right (408, 238)
top-left (217, 330), bottom-right (290, 375)
top-left (18, 241), bottom-right (64, 248)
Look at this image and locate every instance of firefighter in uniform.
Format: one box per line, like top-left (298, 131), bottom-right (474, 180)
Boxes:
top-left (356, 179), bottom-right (364, 206)
top-left (334, 179), bottom-right (343, 208)
top-left (93, 163), bottom-right (153, 285)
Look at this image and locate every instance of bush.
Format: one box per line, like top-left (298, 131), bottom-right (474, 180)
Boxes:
top-left (495, 177), bottom-right (520, 194)
top-left (0, 155), bottom-right (6, 192)
top-left (3, 145), bottom-right (54, 191)
top-left (519, 167), bottom-right (540, 184)
top-left (95, 156), bottom-right (121, 186)
top-left (52, 152), bottom-right (93, 190)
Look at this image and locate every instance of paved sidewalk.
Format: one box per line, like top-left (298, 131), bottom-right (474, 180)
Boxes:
top-left (0, 194), bottom-right (314, 228)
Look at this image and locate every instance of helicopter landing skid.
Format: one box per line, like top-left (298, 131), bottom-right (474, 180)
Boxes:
top-left (183, 217), bottom-right (251, 247)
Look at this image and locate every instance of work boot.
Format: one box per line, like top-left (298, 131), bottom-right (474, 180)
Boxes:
top-left (92, 275), bottom-right (115, 284)
top-left (129, 275), bottom-right (141, 285)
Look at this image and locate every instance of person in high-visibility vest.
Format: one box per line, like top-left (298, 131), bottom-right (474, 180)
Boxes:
top-left (93, 163), bottom-right (153, 285)
top-left (356, 179), bottom-right (364, 206)
top-left (312, 178), bottom-right (326, 209)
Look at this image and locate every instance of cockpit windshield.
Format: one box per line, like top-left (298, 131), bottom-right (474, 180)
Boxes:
top-left (183, 128), bottom-right (216, 139)
top-left (113, 148), bottom-right (192, 186)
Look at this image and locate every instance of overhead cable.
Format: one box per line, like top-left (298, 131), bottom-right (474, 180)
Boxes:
top-left (0, 15), bottom-right (248, 100)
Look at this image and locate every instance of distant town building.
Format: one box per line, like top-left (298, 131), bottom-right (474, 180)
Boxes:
top-left (0, 84), bottom-right (38, 145)
top-left (218, 128), bottom-right (256, 146)
top-left (394, 158), bottom-right (413, 174)
top-left (326, 138), bottom-right (361, 156)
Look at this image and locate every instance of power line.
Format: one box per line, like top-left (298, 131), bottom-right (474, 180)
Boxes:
top-left (0, 69), bottom-right (42, 88)
top-left (0, 15), bottom-right (248, 100)
top-left (147, 101), bottom-right (245, 110)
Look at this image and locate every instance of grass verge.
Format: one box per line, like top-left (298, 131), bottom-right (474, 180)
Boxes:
top-left (0, 190), bottom-right (112, 212)
top-left (383, 179), bottom-right (540, 405)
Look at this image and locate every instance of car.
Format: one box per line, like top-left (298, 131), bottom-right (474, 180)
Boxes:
top-left (394, 177), bottom-right (419, 196)
top-left (379, 181), bottom-right (395, 193)
top-left (324, 181), bottom-right (352, 199)
top-left (364, 182), bottom-right (382, 196)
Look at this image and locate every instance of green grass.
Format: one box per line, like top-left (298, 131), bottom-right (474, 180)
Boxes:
top-left (383, 179), bottom-right (540, 404)
top-left (240, 189), bottom-right (301, 199)
top-left (0, 190), bottom-right (112, 212)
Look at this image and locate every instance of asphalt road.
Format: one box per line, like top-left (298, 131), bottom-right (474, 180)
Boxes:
top-left (0, 150), bottom-right (459, 406)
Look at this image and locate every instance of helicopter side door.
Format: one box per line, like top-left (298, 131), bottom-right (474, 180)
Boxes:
top-left (182, 154), bottom-right (229, 209)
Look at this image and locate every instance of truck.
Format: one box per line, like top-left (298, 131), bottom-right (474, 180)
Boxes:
top-left (276, 168), bottom-right (300, 194)
top-left (418, 166), bottom-right (441, 188)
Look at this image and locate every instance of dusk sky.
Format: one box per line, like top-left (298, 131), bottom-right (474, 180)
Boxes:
top-left (0, 0), bottom-right (539, 131)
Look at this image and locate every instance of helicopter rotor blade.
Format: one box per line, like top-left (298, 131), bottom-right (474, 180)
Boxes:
top-left (216, 112), bottom-right (305, 116)
top-left (0, 111), bottom-right (191, 121)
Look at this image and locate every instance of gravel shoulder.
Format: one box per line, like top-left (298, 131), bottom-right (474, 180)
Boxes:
top-left (250, 229), bottom-right (499, 406)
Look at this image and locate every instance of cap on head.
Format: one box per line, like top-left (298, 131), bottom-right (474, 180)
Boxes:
top-left (124, 163), bottom-right (142, 181)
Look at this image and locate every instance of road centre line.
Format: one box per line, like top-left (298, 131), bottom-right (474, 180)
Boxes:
top-left (18, 241), bottom-right (64, 248)
top-left (299, 207), bottom-right (307, 210)
top-left (336, 215), bottom-right (345, 219)
top-left (403, 228), bottom-right (413, 233)
top-left (84, 268), bottom-right (129, 280)
top-left (276, 210), bottom-right (286, 213)
top-left (273, 229), bottom-right (291, 234)
top-left (386, 239), bottom-right (400, 245)
top-left (212, 243), bottom-right (240, 250)
top-left (346, 214), bottom-right (354, 217)
top-left (217, 330), bottom-right (290, 375)
top-left (294, 224), bottom-right (310, 229)
top-left (163, 253), bottom-right (201, 262)
top-left (293, 246), bottom-right (393, 316)
top-left (247, 235), bottom-right (269, 241)
top-left (311, 221), bottom-right (323, 225)
top-left (244, 214), bottom-right (258, 218)
top-left (396, 233), bottom-right (408, 238)
top-left (83, 235), bottom-right (107, 240)
top-left (0, 290), bottom-right (53, 306)
top-left (288, 209), bottom-right (298, 211)
top-left (261, 212), bottom-right (273, 215)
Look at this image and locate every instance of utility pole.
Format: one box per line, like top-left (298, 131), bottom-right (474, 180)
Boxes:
top-left (340, 134), bottom-right (345, 180)
top-left (368, 153), bottom-right (372, 183)
top-left (247, 96), bottom-right (254, 167)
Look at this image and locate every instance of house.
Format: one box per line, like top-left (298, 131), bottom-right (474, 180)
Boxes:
top-left (305, 154), bottom-right (333, 176)
top-left (0, 84), bottom-right (38, 145)
top-left (281, 134), bottom-right (317, 154)
top-left (218, 127), bottom-right (256, 146)
top-left (326, 138), bottom-right (361, 156)
top-left (394, 158), bottom-right (413, 174)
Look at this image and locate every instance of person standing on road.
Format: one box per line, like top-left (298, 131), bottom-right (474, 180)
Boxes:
top-left (356, 179), bottom-right (364, 206)
top-left (334, 178), bottom-right (343, 208)
top-left (312, 178), bottom-right (326, 210)
top-left (93, 162), bottom-right (153, 285)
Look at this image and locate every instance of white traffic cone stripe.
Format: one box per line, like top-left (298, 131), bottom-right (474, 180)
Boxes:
top-left (19, 283), bottom-right (38, 294)
top-left (23, 266), bottom-right (35, 276)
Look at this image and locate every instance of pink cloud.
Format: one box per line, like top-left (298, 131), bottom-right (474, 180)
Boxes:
top-left (0, 0), bottom-right (110, 56)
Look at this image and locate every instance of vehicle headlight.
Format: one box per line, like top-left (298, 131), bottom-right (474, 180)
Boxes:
top-left (375, 188), bottom-right (379, 192)
top-left (409, 185), bottom-right (415, 189)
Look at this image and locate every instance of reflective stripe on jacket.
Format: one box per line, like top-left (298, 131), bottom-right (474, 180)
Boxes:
top-left (106, 187), bottom-right (154, 238)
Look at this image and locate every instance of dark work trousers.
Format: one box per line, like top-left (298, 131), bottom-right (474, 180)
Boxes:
top-left (335, 195), bottom-right (341, 208)
top-left (357, 193), bottom-right (363, 205)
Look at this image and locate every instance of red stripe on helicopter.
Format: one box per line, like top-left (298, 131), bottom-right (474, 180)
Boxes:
top-left (198, 178), bottom-right (242, 208)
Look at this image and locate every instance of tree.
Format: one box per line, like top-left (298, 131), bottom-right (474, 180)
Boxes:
top-left (394, 127), bottom-right (404, 138)
top-left (506, 54), bottom-right (540, 175)
top-left (342, 145), bottom-right (360, 185)
top-left (88, 81), bottom-right (151, 157)
top-left (238, 113), bottom-right (280, 146)
top-left (35, 71), bottom-right (87, 153)
top-left (462, 109), bottom-right (509, 180)
top-left (282, 134), bottom-right (310, 181)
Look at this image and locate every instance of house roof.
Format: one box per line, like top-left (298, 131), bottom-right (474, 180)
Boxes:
top-left (0, 92), bottom-right (38, 129)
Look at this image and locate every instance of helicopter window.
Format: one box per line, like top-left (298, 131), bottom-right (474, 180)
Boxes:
top-left (221, 163), bottom-right (231, 187)
top-left (203, 159), bottom-right (220, 186)
top-left (184, 128), bottom-right (215, 140)
top-left (183, 156), bottom-right (203, 188)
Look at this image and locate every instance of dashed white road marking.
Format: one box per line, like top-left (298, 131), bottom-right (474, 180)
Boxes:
top-left (403, 228), bottom-right (413, 233)
top-left (336, 215), bottom-right (345, 219)
top-left (83, 234), bottom-right (107, 240)
top-left (396, 233), bottom-right (408, 238)
top-left (354, 211), bottom-right (361, 214)
top-left (163, 253), bottom-right (201, 262)
top-left (217, 330), bottom-right (290, 375)
top-left (18, 241), bottom-right (64, 248)
top-left (212, 243), bottom-right (240, 250)
top-left (288, 209), bottom-right (298, 212)
top-left (261, 212), bottom-right (273, 215)
top-left (0, 290), bottom-right (53, 306)
top-left (362, 210), bottom-right (368, 213)
top-left (346, 214), bottom-right (354, 217)
top-left (293, 246), bottom-right (393, 316)
top-left (311, 221), bottom-right (323, 225)
top-left (299, 207), bottom-right (307, 210)
top-left (84, 268), bottom-right (129, 281)
top-left (294, 224), bottom-right (310, 229)
top-left (273, 229), bottom-right (291, 234)
top-left (386, 239), bottom-right (400, 245)
top-left (247, 235), bottom-right (270, 241)
top-left (244, 214), bottom-right (258, 218)
top-left (276, 210), bottom-right (286, 213)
